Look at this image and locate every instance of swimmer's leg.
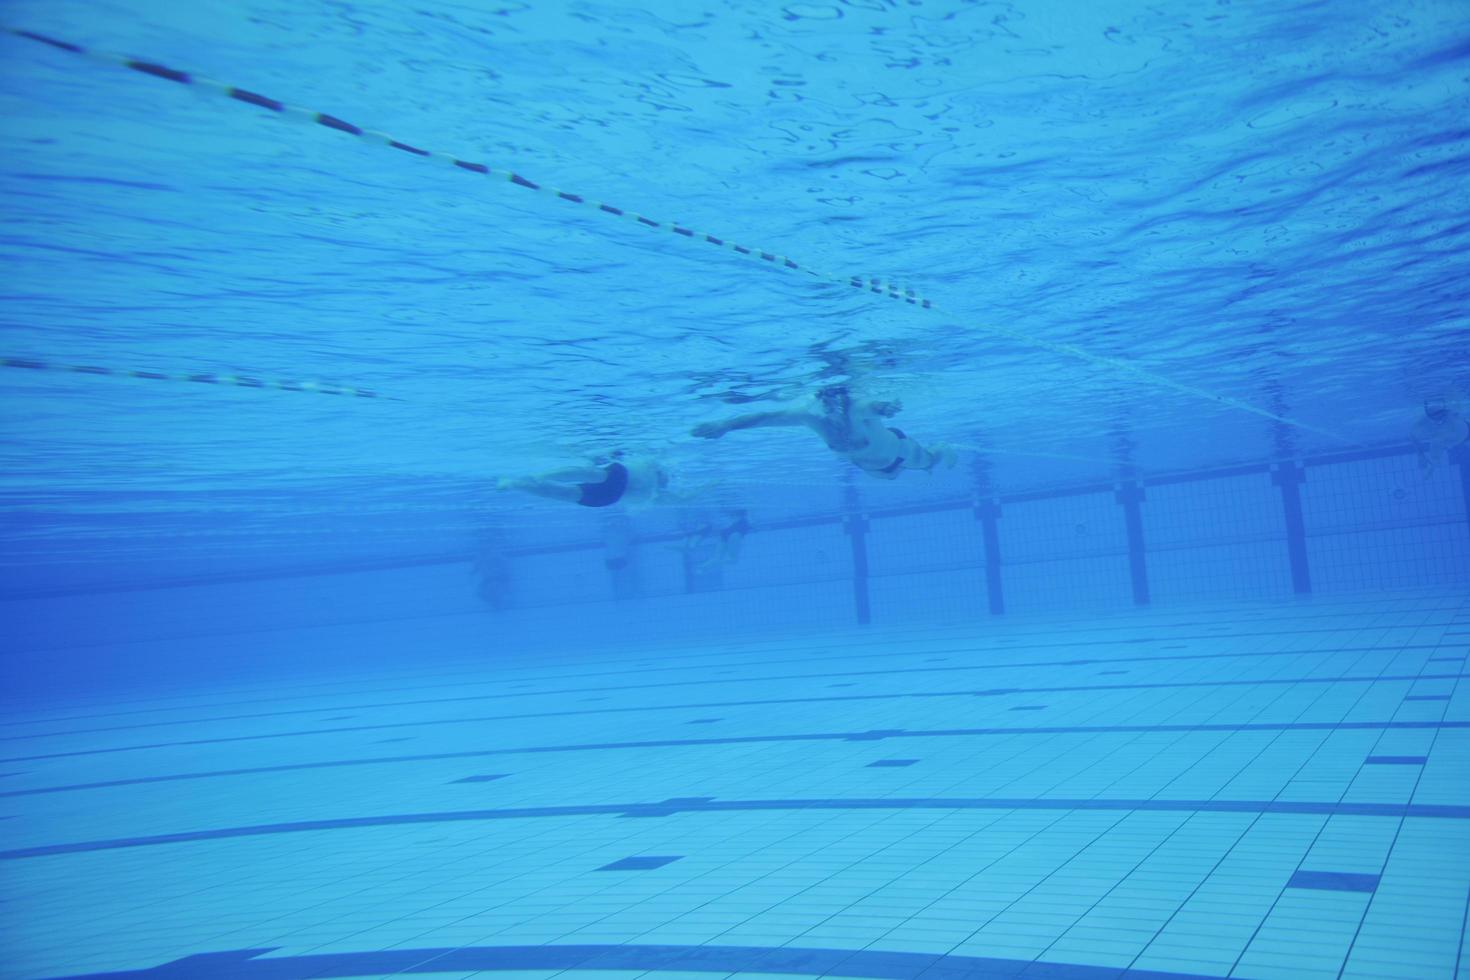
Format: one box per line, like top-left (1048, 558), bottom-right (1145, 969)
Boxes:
top-left (498, 477), bottom-right (585, 502)
top-left (907, 440), bottom-right (957, 472)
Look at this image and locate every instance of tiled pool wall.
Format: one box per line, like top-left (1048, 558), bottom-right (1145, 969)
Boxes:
top-left (3, 446), bottom-right (1467, 702)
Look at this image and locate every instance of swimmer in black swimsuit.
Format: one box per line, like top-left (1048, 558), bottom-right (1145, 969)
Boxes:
top-left (692, 385), bottom-right (955, 480)
top-left (498, 456), bottom-right (670, 507)
top-left (1413, 396), bottom-right (1469, 479)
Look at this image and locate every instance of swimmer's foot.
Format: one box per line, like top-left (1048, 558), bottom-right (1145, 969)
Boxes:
top-left (924, 443), bottom-right (958, 471)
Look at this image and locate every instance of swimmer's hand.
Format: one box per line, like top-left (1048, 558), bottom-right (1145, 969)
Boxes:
top-left (692, 422), bottom-right (726, 439)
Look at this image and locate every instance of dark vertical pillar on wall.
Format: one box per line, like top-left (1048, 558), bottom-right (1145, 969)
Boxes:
top-left (1116, 482), bottom-right (1150, 606)
top-left (1453, 446), bottom-right (1470, 536)
top-left (974, 499), bottom-right (1005, 615)
top-left (845, 514), bottom-right (871, 626)
top-left (1272, 461), bottom-right (1312, 595)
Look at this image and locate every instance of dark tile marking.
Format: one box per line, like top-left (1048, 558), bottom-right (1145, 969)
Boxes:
top-left (619, 797), bottom-right (716, 818)
top-left (1100, 670), bottom-right (1128, 675)
top-left (451, 775), bottom-right (509, 784)
top-left (1365, 756), bottom-right (1426, 765)
top-left (323, 716), bottom-right (355, 721)
top-left (1010, 706), bottom-right (1047, 712)
top-left (1405, 695), bottom-right (1451, 702)
top-left (10, 648), bottom-right (1455, 745)
top-left (829, 683), bottom-right (856, 688)
top-left (9, 797), bottom-right (1470, 860)
top-left (867, 760), bottom-right (917, 768)
top-left (30, 942), bottom-right (1231, 979)
top-left (1287, 870), bottom-right (1380, 893)
top-left (11, 720), bottom-right (1470, 796)
top-left (925, 658), bottom-right (950, 663)
top-left (686, 718), bottom-right (721, 724)
top-left (579, 697), bottom-right (609, 702)
top-left (597, 855), bottom-right (682, 871)
top-left (374, 738), bottom-right (412, 744)
top-left (844, 730), bottom-right (905, 741)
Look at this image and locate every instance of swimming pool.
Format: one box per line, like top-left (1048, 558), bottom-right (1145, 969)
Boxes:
top-left (2, 1), bottom-right (1468, 977)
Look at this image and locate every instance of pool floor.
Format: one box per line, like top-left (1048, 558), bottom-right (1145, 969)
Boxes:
top-left (3, 589), bottom-right (1468, 979)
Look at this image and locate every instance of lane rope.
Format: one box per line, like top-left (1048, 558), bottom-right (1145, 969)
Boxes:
top-left (4, 27), bottom-right (929, 310)
top-left (3, 26), bottom-right (1353, 443)
top-left (1, 355), bottom-right (384, 399)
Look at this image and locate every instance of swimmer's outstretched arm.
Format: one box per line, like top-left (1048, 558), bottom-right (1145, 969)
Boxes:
top-left (693, 410), bottom-right (828, 440)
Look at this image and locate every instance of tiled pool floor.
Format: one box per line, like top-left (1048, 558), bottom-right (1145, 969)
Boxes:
top-left (3, 589), bottom-right (1468, 979)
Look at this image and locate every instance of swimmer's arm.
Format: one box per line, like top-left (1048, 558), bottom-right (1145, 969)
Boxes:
top-left (693, 410), bottom-right (821, 439)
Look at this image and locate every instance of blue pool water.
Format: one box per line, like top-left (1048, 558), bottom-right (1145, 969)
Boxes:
top-left (1, 1), bottom-right (1469, 978)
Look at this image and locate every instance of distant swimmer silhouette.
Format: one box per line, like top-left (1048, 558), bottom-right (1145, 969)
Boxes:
top-left (1412, 396), bottom-right (1469, 479)
top-left (693, 385), bottom-right (955, 480)
top-left (498, 456), bottom-right (670, 507)
top-left (678, 509), bottom-right (753, 570)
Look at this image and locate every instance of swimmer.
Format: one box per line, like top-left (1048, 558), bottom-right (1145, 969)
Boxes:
top-left (498, 456), bottom-right (670, 507)
top-left (677, 509), bottom-right (753, 569)
top-left (1413, 397), bottom-right (1469, 479)
top-left (692, 385), bottom-right (956, 480)
top-left (709, 509), bottom-right (752, 568)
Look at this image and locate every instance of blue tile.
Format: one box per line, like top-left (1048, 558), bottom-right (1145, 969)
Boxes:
top-left (451, 774), bottom-right (509, 784)
top-left (1287, 870), bottom-right (1380, 893)
top-left (597, 855), bottom-right (682, 871)
top-left (1365, 755), bottom-right (1427, 765)
top-left (1405, 695), bottom-right (1450, 701)
top-left (867, 759), bottom-right (918, 767)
